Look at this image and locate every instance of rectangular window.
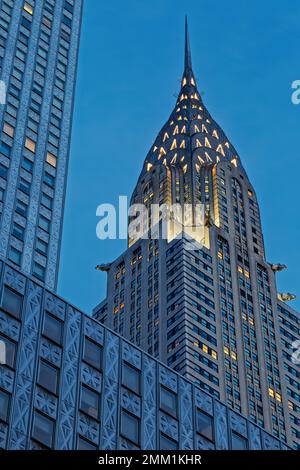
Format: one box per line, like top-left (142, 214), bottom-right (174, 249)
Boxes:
top-left (0, 334), bottom-right (17, 368)
top-left (15, 200), bottom-right (28, 217)
top-left (38, 215), bottom-right (50, 232)
top-left (3, 122), bottom-right (14, 137)
top-left (196, 409), bottom-right (214, 441)
top-left (22, 158), bottom-right (33, 173)
top-left (38, 360), bottom-right (59, 394)
top-left (12, 223), bottom-right (25, 241)
top-left (8, 246), bottom-right (22, 266)
top-left (0, 164), bottom-right (8, 179)
top-left (1, 286), bottom-right (23, 319)
top-left (80, 385), bottom-right (100, 420)
top-left (43, 312), bottom-right (63, 345)
top-left (0, 389), bottom-right (10, 422)
top-left (36, 238), bottom-right (48, 256)
top-left (25, 137), bottom-right (36, 153)
top-left (44, 172), bottom-right (55, 188)
top-left (121, 410), bottom-right (140, 446)
top-left (77, 436), bottom-right (97, 450)
top-left (122, 362), bottom-right (140, 395)
top-left (160, 386), bottom-right (177, 417)
top-left (24, 2), bottom-right (34, 15)
top-left (83, 337), bottom-right (102, 370)
top-left (32, 411), bottom-right (54, 448)
top-left (33, 262), bottom-right (45, 281)
top-left (41, 193), bottom-right (52, 210)
top-left (19, 178), bottom-right (30, 195)
top-left (46, 151), bottom-right (57, 168)
top-left (159, 433), bottom-right (178, 450)
top-left (231, 431), bottom-right (248, 450)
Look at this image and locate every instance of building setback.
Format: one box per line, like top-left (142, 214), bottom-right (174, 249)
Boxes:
top-left (0, 0), bottom-right (83, 289)
top-left (93, 21), bottom-right (300, 449)
top-left (0, 259), bottom-right (290, 450)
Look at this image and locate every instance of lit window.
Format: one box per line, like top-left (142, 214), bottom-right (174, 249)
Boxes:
top-left (25, 137), bottom-right (36, 153)
top-left (269, 388), bottom-right (275, 398)
top-left (46, 152), bottom-right (57, 168)
top-left (224, 346), bottom-right (229, 356)
top-left (24, 2), bottom-right (33, 15)
top-left (202, 344), bottom-right (208, 354)
top-left (3, 123), bottom-right (14, 137)
top-left (211, 350), bottom-right (217, 360)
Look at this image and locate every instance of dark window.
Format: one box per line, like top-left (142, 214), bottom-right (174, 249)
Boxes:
top-left (78, 436), bottom-right (97, 450)
top-left (44, 172), bottom-right (55, 188)
top-left (80, 386), bottom-right (99, 420)
top-left (43, 312), bottom-right (63, 344)
top-left (83, 337), bottom-right (102, 370)
top-left (159, 433), bottom-right (178, 450)
top-left (38, 360), bottom-right (59, 394)
top-left (12, 223), bottom-right (25, 241)
top-left (33, 262), bottom-right (45, 281)
top-left (41, 193), bottom-right (53, 210)
top-left (8, 247), bottom-right (22, 266)
top-left (32, 411), bottom-right (54, 448)
top-left (160, 386), bottom-right (177, 417)
top-left (0, 335), bottom-right (17, 368)
top-left (196, 409), bottom-right (214, 441)
top-left (0, 389), bottom-right (10, 422)
top-left (231, 431), bottom-right (248, 450)
top-left (1, 286), bottom-right (23, 319)
top-left (15, 200), bottom-right (28, 217)
top-left (122, 362), bottom-right (140, 395)
top-left (19, 178), bottom-right (30, 195)
top-left (121, 410), bottom-right (140, 445)
top-left (36, 238), bottom-right (48, 255)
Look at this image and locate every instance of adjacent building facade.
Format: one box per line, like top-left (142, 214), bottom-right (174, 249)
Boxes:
top-left (0, 0), bottom-right (83, 289)
top-left (93, 22), bottom-right (300, 448)
top-left (0, 259), bottom-right (290, 450)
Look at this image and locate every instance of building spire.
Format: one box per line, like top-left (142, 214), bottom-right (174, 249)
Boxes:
top-left (184, 16), bottom-right (192, 71)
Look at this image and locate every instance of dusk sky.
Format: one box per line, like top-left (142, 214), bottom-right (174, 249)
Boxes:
top-left (59, 0), bottom-right (300, 313)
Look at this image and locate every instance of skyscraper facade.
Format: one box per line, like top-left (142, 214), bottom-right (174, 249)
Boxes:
top-left (0, 0), bottom-right (83, 290)
top-left (93, 22), bottom-right (300, 449)
top-left (0, 258), bottom-right (290, 450)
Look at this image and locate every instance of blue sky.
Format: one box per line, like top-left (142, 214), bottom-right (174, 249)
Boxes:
top-left (59, 0), bottom-right (300, 313)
